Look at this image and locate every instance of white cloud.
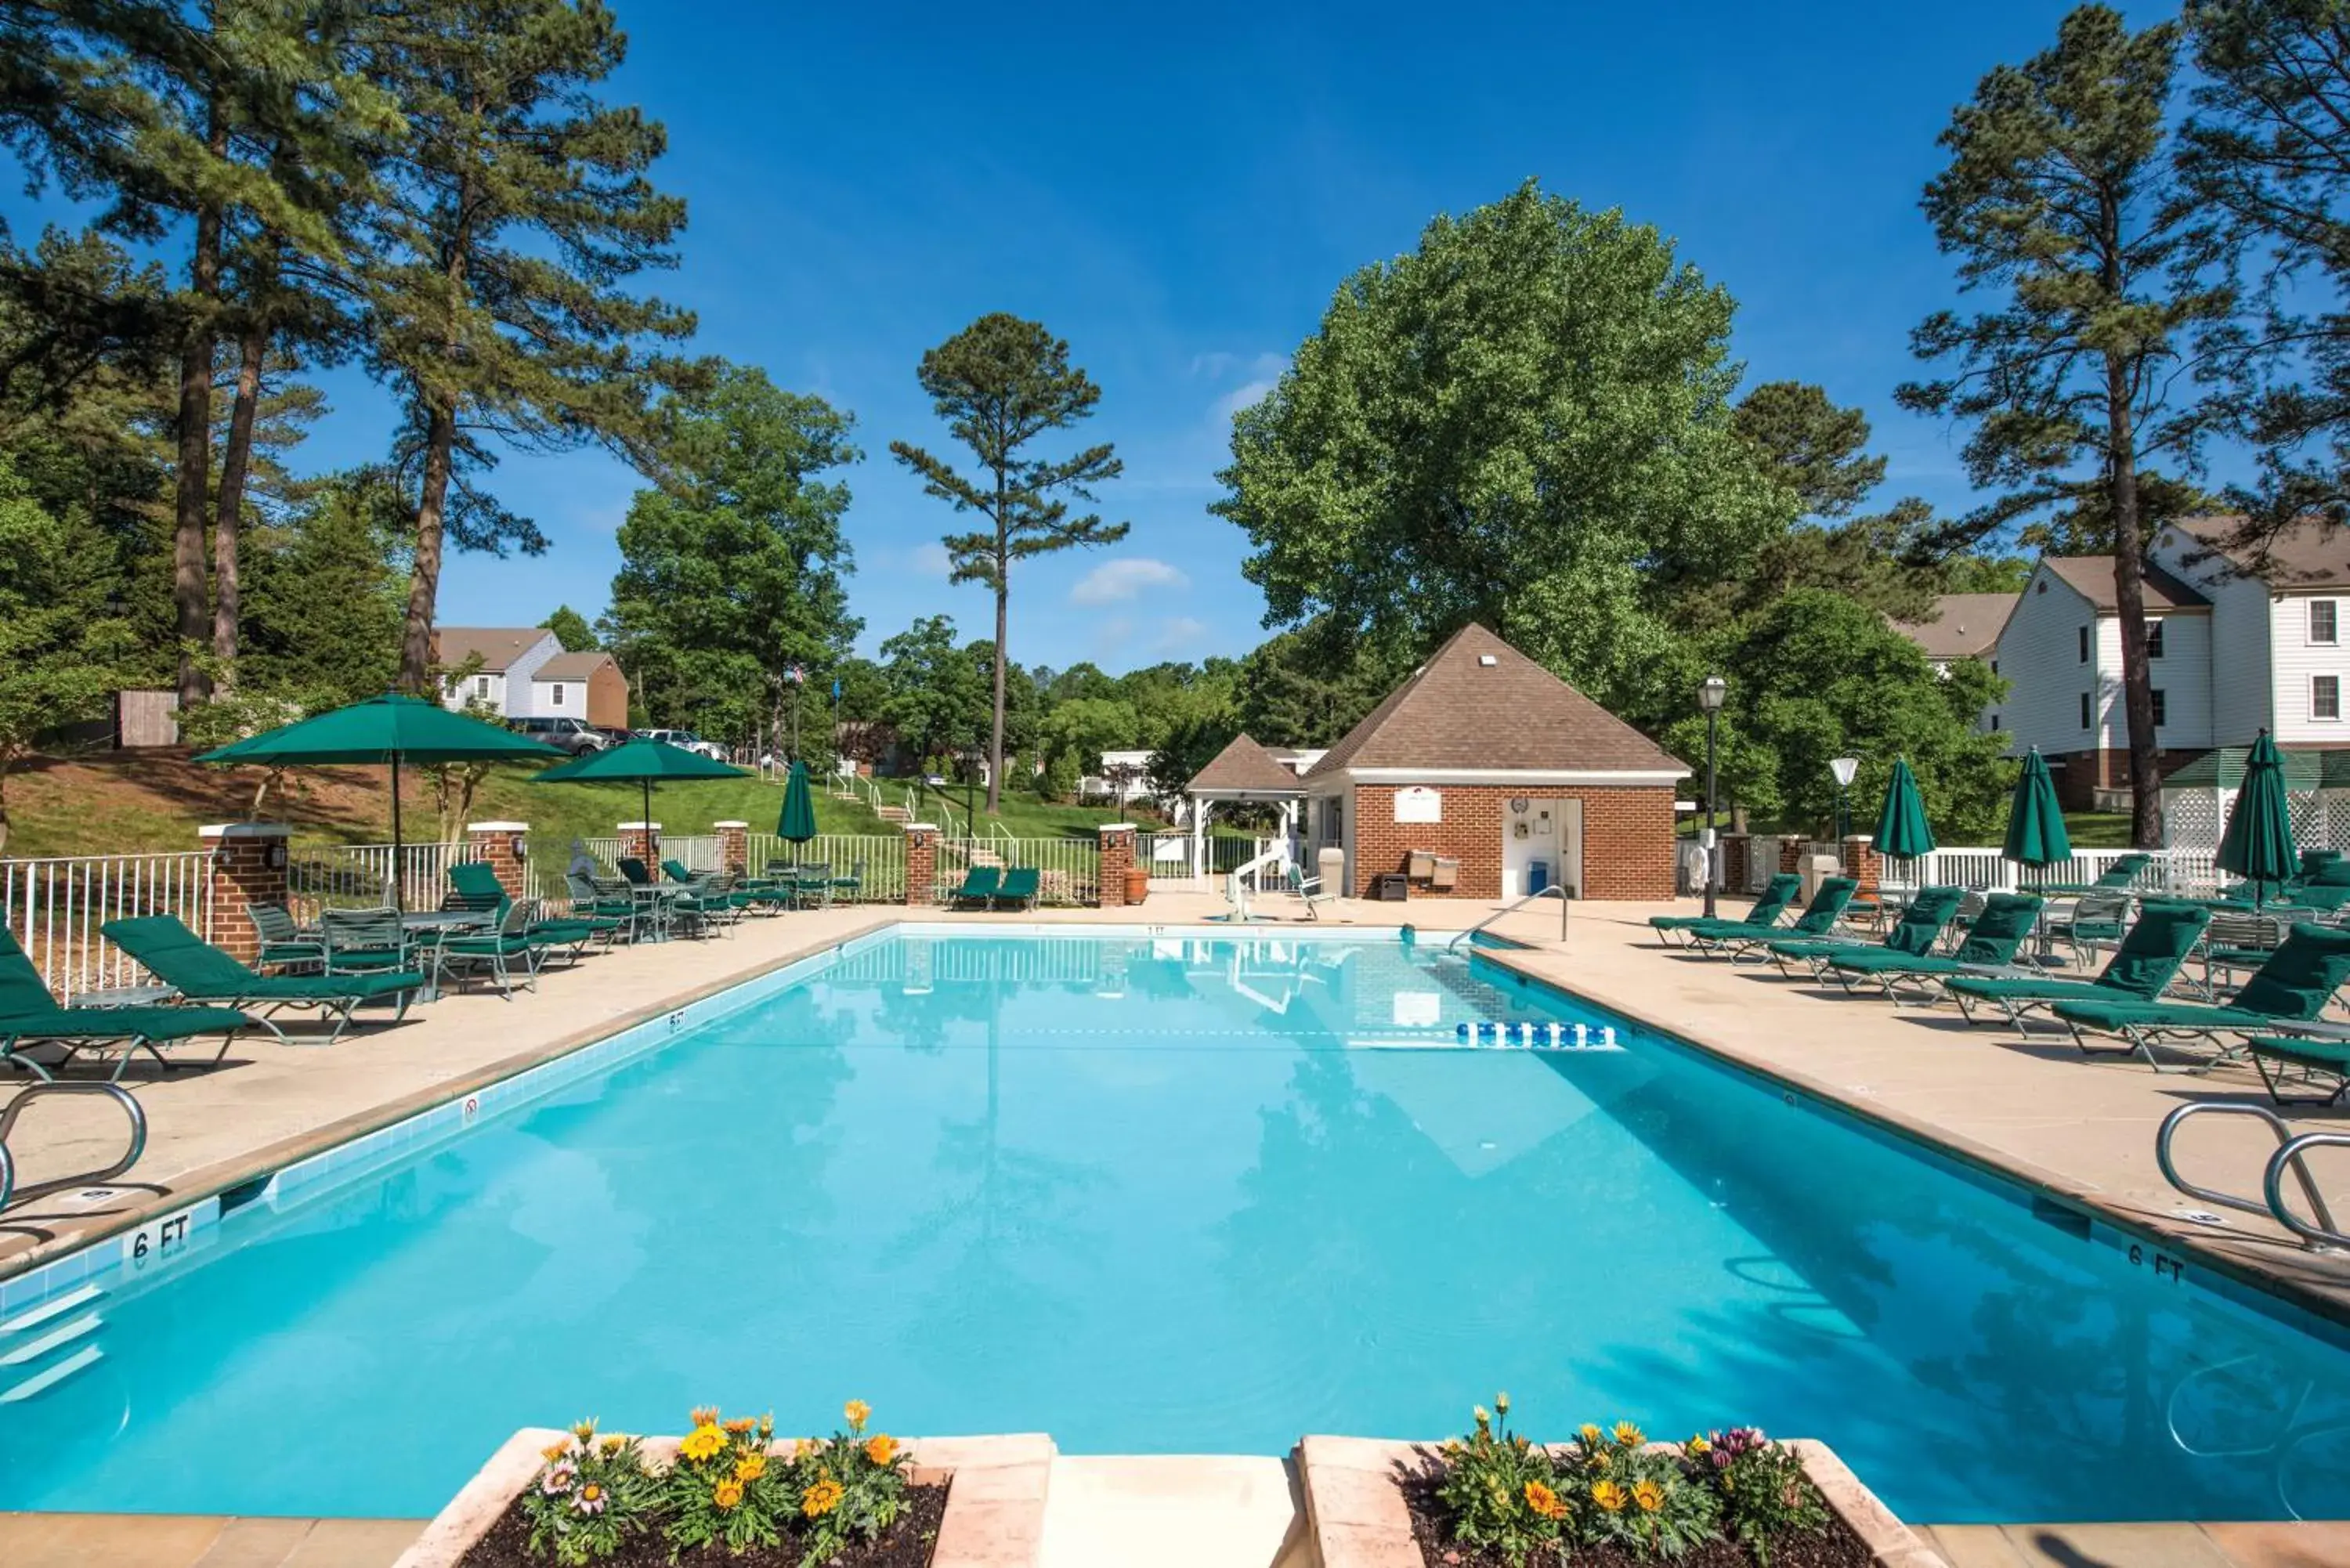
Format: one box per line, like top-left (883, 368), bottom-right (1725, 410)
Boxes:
top-left (1207, 352), bottom-right (1288, 426)
top-left (908, 541), bottom-right (954, 579)
top-left (1070, 557), bottom-right (1189, 605)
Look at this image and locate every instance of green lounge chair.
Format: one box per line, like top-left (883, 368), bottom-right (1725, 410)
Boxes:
top-left (1760, 886), bottom-right (1966, 977)
top-left (2049, 922), bottom-right (2350, 1071)
top-left (1650, 873), bottom-right (1801, 946)
top-left (566, 869), bottom-right (644, 944)
top-left (436, 899), bottom-right (540, 999)
top-left (101, 915), bottom-right (425, 1046)
top-left (247, 901), bottom-right (325, 974)
top-left (666, 858), bottom-right (750, 923)
top-left (1688, 877), bottom-right (1858, 957)
top-left (449, 862), bottom-right (621, 962)
top-left (1824, 892), bottom-right (2046, 1002)
top-left (948, 865), bottom-right (1001, 909)
top-left (1943, 900), bottom-right (2212, 1028)
top-left (2243, 1035), bottom-right (2350, 1106)
top-left (0, 929), bottom-right (252, 1082)
top-left (992, 865), bottom-right (1040, 911)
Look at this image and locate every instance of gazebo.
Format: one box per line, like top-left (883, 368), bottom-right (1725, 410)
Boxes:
top-left (1182, 733), bottom-right (1307, 882)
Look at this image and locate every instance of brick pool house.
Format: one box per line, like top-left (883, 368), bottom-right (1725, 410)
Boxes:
top-left (1300, 624), bottom-right (1687, 901)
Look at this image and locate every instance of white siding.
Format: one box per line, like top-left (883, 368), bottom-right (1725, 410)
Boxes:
top-left (2272, 592), bottom-right (2350, 742)
top-left (441, 670), bottom-right (507, 714)
top-left (2093, 612), bottom-right (2212, 750)
top-left (1992, 562), bottom-right (2101, 757)
top-left (500, 635), bottom-right (562, 717)
top-left (2152, 528), bottom-right (2273, 742)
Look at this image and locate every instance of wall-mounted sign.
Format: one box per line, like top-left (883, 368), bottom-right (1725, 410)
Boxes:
top-left (1395, 786), bottom-right (1442, 824)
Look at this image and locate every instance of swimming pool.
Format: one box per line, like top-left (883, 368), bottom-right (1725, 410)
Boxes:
top-left (2, 927), bottom-right (2347, 1524)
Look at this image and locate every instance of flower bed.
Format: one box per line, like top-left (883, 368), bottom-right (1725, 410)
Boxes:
top-left (1300, 1398), bottom-right (1945, 1568)
top-left (393, 1408), bottom-right (1053, 1568)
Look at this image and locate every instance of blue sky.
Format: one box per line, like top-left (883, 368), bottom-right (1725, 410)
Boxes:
top-left (5, 0), bottom-right (2097, 672)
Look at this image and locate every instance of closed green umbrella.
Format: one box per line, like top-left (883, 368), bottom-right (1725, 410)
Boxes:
top-left (2217, 729), bottom-right (2298, 908)
top-left (1874, 757), bottom-right (1936, 858)
top-left (776, 759), bottom-right (819, 845)
top-left (530, 739), bottom-right (753, 861)
top-left (2002, 747), bottom-right (2073, 884)
top-left (197, 693), bottom-right (564, 909)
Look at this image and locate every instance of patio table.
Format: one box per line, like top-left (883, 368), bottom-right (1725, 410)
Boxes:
top-left (400, 909), bottom-right (490, 999)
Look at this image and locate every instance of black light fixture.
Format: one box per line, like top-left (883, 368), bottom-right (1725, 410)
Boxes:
top-left (1697, 676), bottom-right (1727, 919)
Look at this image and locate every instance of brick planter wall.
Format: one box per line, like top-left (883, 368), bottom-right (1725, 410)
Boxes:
top-left (714, 821), bottom-right (749, 878)
top-left (1838, 835), bottom-right (1880, 901)
top-left (466, 821), bottom-right (530, 903)
top-left (618, 822), bottom-right (660, 867)
top-left (1097, 824), bottom-right (1136, 908)
top-left (199, 823), bottom-right (291, 963)
top-left (1346, 783), bottom-right (1676, 901)
top-left (905, 825), bottom-right (938, 906)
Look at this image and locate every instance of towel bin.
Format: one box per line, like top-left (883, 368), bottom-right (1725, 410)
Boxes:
top-left (1430, 855), bottom-right (1460, 891)
top-left (1529, 859), bottom-right (1550, 895)
top-left (1406, 850), bottom-right (1436, 880)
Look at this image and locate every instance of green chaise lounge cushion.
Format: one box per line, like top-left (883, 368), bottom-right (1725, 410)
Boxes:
top-left (1763, 885), bottom-right (1966, 963)
top-left (950, 866), bottom-right (1001, 907)
top-left (100, 916), bottom-right (425, 1000)
top-left (1683, 878), bottom-right (1858, 946)
top-left (1651, 873), bottom-right (1802, 935)
top-left (1828, 893), bottom-right (2044, 979)
top-left (994, 866), bottom-right (1040, 909)
top-left (0, 929), bottom-right (252, 1047)
top-left (1943, 901), bottom-right (2211, 1013)
top-left (2049, 922), bottom-right (2350, 1035)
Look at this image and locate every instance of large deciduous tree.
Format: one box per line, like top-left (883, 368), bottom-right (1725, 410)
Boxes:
top-left (1898, 4), bottom-right (2236, 847)
top-left (365, 0), bottom-right (696, 692)
top-left (1215, 180), bottom-right (1788, 719)
top-left (603, 366), bottom-right (859, 744)
top-left (877, 615), bottom-right (990, 787)
top-left (890, 313), bottom-right (1128, 812)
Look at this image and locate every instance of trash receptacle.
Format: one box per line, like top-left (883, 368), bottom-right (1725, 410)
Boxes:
top-left (1529, 859), bottom-right (1550, 895)
top-left (1371, 873), bottom-right (1410, 901)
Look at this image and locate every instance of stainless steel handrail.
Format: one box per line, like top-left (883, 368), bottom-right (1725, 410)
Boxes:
top-left (0, 1082), bottom-right (147, 1212)
top-left (1445, 884), bottom-right (1571, 950)
top-left (2156, 1102), bottom-right (2342, 1251)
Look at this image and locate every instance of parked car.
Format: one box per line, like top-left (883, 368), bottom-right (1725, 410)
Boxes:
top-left (591, 724), bottom-right (636, 746)
top-left (641, 728), bottom-right (725, 760)
top-left (509, 715), bottom-right (609, 756)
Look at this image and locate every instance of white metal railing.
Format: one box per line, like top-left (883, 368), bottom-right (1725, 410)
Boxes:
top-left (1884, 845), bottom-right (2221, 897)
top-left (747, 832), bottom-right (908, 902)
top-left (913, 836), bottom-right (1099, 905)
top-left (285, 840), bottom-right (486, 920)
top-left (2, 851), bottom-right (213, 996)
top-left (1139, 832), bottom-right (1276, 881)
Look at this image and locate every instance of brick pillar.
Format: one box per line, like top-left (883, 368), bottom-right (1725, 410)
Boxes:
top-left (1097, 823), bottom-right (1137, 909)
top-left (466, 821), bottom-right (530, 902)
top-left (1777, 836), bottom-right (1803, 876)
top-left (714, 821), bottom-right (749, 878)
top-left (618, 821), bottom-right (660, 867)
top-left (905, 824), bottom-right (937, 906)
top-left (1719, 832), bottom-right (1750, 894)
top-left (199, 822), bottom-right (291, 963)
top-left (1841, 835), bottom-right (1881, 901)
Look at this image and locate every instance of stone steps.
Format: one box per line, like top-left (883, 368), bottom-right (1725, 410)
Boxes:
top-left (1036, 1455), bottom-right (1309, 1568)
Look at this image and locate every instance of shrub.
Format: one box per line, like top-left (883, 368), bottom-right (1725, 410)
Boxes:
top-left (1559, 1422), bottom-right (1717, 1560)
top-left (518, 1419), bottom-right (661, 1564)
top-left (660, 1406), bottom-right (796, 1557)
top-left (1697, 1427), bottom-right (1828, 1564)
top-left (782, 1398), bottom-right (913, 1566)
top-left (1432, 1394), bottom-right (1568, 1567)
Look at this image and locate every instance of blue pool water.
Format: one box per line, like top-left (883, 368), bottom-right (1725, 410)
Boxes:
top-left (4, 929), bottom-right (2349, 1523)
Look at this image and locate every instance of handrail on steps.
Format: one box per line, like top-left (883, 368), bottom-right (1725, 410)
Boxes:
top-left (0, 1082), bottom-right (148, 1213)
top-left (1445, 884), bottom-right (1571, 951)
top-left (2156, 1102), bottom-right (2347, 1252)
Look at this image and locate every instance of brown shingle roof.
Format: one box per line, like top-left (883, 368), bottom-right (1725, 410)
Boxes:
top-left (1303, 624), bottom-right (1685, 779)
top-left (1188, 732), bottom-right (1306, 794)
top-left (2043, 556), bottom-right (2208, 612)
top-left (433, 627), bottom-right (554, 672)
top-left (1892, 593), bottom-right (2017, 660)
top-left (535, 650), bottom-right (616, 680)
top-left (2165, 515), bottom-right (2350, 591)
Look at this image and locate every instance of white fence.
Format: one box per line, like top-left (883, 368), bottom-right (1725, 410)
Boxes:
top-left (746, 833), bottom-right (908, 902)
top-left (1140, 832), bottom-right (1278, 882)
top-left (2, 851), bottom-right (214, 999)
top-left (286, 840), bottom-right (485, 920)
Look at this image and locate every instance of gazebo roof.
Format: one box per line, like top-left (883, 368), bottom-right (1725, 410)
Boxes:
top-left (1188, 732), bottom-right (1305, 797)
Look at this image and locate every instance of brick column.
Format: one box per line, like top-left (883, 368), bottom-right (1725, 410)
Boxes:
top-left (618, 821), bottom-right (660, 866)
top-left (904, 824), bottom-right (937, 906)
top-left (199, 822), bottom-right (291, 963)
top-left (1840, 835), bottom-right (1882, 901)
top-left (1097, 822), bottom-right (1137, 909)
top-left (1718, 832), bottom-right (1750, 893)
top-left (714, 821), bottom-right (749, 878)
top-left (466, 821), bottom-right (530, 902)
top-left (1777, 835), bottom-right (1803, 876)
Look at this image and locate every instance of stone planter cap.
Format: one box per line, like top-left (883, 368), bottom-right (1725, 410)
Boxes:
top-left (466, 821), bottom-right (529, 833)
top-left (904, 822), bottom-right (938, 832)
top-left (198, 822), bottom-right (292, 839)
top-left (1097, 822), bottom-right (1138, 836)
top-left (617, 821), bottom-right (661, 831)
top-left (712, 819), bottom-right (749, 829)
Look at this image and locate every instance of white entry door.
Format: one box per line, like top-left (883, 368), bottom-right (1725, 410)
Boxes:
top-left (1502, 798), bottom-right (1582, 898)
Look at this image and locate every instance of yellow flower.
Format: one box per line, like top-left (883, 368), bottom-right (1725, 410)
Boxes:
top-left (678, 1425), bottom-right (728, 1463)
top-left (1522, 1479), bottom-right (1567, 1521)
top-left (600, 1436), bottom-right (625, 1458)
top-left (844, 1400), bottom-right (870, 1431)
top-left (1632, 1479), bottom-right (1665, 1512)
top-left (735, 1454), bottom-right (767, 1482)
top-left (1685, 1435), bottom-right (1710, 1456)
top-left (580, 1483), bottom-right (603, 1504)
top-left (1613, 1421), bottom-right (1645, 1447)
top-left (540, 1440), bottom-right (573, 1462)
top-left (1591, 1479), bottom-right (1627, 1513)
top-left (865, 1434), bottom-right (898, 1467)
top-left (1578, 1423), bottom-right (1603, 1446)
top-left (712, 1479), bottom-right (744, 1511)
top-left (794, 1438), bottom-right (813, 1460)
top-left (724, 1417), bottom-right (755, 1436)
top-left (572, 1419), bottom-right (598, 1443)
top-left (802, 1477), bottom-right (844, 1517)
top-left (1473, 1405), bottom-right (1491, 1429)
top-left (1495, 1391), bottom-right (1510, 1416)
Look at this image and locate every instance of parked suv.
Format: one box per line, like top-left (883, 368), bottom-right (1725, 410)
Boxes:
top-left (641, 728), bottom-right (725, 760)
top-left (511, 715), bottom-right (609, 756)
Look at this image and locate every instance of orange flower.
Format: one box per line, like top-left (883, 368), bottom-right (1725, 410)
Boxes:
top-left (735, 1454), bottom-right (767, 1482)
top-left (712, 1479), bottom-right (744, 1511)
top-left (724, 1417), bottom-right (755, 1436)
top-left (689, 1406), bottom-right (720, 1429)
top-left (802, 1477), bottom-right (844, 1517)
top-left (1592, 1479), bottom-right (1628, 1513)
top-left (794, 1438), bottom-right (813, 1460)
top-left (540, 1440), bottom-right (572, 1462)
top-left (1523, 1480), bottom-right (1568, 1520)
top-left (844, 1399), bottom-right (870, 1431)
top-left (865, 1434), bottom-right (898, 1467)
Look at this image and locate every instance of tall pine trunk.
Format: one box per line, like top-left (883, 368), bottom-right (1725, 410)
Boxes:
top-left (212, 313), bottom-right (269, 685)
top-left (986, 468), bottom-right (1008, 815)
top-left (2106, 357), bottom-right (2162, 848)
top-left (172, 101), bottom-right (227, 708)
top-left (401, 398), bottom-right (456, 692)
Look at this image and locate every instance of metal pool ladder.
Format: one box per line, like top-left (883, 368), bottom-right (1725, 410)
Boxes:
top-left (1444, 884), bottom-right (1572, 951)
top-left (2156, 1103), bottom-right (2350, 1252)
top-left (0, 1082), bottom-right (148, 1213)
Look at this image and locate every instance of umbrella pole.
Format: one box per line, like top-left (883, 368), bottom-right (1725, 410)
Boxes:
top-left (645, 778), bottom-right (653, 862)
top-left (390, 751), bottom-right (405, 913)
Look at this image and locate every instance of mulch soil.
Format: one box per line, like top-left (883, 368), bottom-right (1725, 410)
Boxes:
top-left (1402, 1471), bottom-right (1873, 1568)
top-left (457, 1481), bottom-right (950, 1568)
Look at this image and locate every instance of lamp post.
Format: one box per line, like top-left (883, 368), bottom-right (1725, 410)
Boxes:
top-left (1697, 676), bottom-right (1727, 919)
top-left (1829, 755), bottom-right (1860, 842)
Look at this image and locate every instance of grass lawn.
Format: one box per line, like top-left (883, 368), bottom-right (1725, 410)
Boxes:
top-left (2062, 811), bottom-right (2134, 848)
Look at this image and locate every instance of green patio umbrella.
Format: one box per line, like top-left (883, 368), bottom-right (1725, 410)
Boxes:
top-left (197, 693), bottom-right (564, 909)
top-left (2216, 729), bottom-right (2298, 908)
top-left (2001, 747), bottom-right (2073, 884)
top-left (1872, 757), bottom-right (1936, 896)
top-left (530, 739), bottom-right (751, 864)
top-left (776, 759), bottom-right (819, 845)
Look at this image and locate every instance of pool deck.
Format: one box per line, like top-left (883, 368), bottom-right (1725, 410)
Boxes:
top-left (4, 891), bottom-right (2350, 1565)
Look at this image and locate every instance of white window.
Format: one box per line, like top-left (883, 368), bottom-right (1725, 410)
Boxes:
top-left (551, 684), bottom-right (566, 706)
top-left (2313, 600), bottom-right (2339, 645)
top-left (473, 675), bottom-right (490, 699)
top-left (2317, 674), bottom-right (2343, 722)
